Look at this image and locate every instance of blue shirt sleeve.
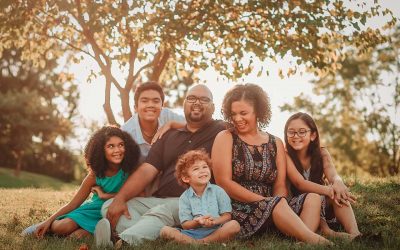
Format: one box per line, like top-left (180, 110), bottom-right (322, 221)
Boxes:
top-left (179, 192), bottom-right (194, 224)
top-left (215, 186), bottom-right (232, 214)
top-left (159, 108), bottom-right (185, 125)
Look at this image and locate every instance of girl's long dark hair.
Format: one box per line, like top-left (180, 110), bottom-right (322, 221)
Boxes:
top-left (84, 126), bottom-right (140, 178)
top-left (284, 112), bottom-right (323, 185)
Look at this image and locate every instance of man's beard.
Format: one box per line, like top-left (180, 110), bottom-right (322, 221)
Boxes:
top-left (187, 112), bottom-right (204, 122)
top-left (185, 105), bottom-right (205, 122)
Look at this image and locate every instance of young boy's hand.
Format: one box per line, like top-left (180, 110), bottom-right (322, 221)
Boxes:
top-left (194, 215), bottom-right (215, 227)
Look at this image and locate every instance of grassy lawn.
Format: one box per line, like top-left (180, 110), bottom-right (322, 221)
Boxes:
top-left (0, 167), bottom-right (77, 190)
top-left (0, 173), bottom-right (399, 249)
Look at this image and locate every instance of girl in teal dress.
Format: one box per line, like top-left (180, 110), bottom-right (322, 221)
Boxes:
top-left (24, 126), bottom-right (140, 239)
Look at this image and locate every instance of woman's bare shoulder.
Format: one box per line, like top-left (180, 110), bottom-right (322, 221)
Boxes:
top-left (216, 129), bottom-right (233, 139)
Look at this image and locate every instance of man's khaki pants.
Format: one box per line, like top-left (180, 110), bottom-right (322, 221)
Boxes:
top-left (101, 197), bottom-right (180, 245)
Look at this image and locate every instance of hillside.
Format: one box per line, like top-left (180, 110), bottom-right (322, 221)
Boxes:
top-left (0, 167), bottom-right (77, 190)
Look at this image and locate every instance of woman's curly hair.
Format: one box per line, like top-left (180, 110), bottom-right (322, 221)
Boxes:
top-left (221, 83), bottom-right (272, 129)
top-left (175, 149), bottom-right (212, 188)
top-left (84, 126), bottom-right (140, 178)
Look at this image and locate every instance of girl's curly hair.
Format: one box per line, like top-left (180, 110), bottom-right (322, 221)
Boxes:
top-left (221, 83), bottom-right (272, 129)
top-left (175, 149), bottom-right (212, 188)
top-left (84, 126), bottom-right (140, 178)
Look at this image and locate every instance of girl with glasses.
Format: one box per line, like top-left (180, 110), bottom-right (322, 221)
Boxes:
top-left (284, 112), bottom-right (361, 240)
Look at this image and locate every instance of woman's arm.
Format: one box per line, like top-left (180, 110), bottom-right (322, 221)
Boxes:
top-left (35, 171), bottom-right (96, 238)
top-left (272, 138), bottom-right (288, 197)
top-left (212, 131), bottom-right (265, 203)
top-left (286, 154), bottom-right (334, 198)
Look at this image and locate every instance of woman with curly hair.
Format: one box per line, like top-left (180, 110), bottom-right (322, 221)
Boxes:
top-left (211, 83), bottom-right (331, 244)
top-left (22, 126), bottom-right (140, 239)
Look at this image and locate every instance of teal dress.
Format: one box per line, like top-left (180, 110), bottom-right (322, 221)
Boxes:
top-left (57, 169), bottom-right (128, 233)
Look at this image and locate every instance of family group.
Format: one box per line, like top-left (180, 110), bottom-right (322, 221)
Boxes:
top-left (22, 82), bottom-right (361, 247)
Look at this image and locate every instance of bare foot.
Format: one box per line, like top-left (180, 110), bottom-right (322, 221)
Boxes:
top-left (160, 226), bottom-right (197, 244)
top-left (67, 229), bottom-right (90, 239)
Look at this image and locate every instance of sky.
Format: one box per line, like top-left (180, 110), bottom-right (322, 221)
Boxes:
top-left (69, 1), bottom-right (399, 151)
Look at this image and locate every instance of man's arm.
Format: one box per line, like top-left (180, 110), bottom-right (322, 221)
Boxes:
top-left (106, 163), bottom-right (159, 228)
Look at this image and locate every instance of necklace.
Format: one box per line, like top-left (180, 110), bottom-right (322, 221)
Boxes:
top-left (140, 122), bottom-right (158, 139)
top-left (142, 129), bottom-right (157, 138)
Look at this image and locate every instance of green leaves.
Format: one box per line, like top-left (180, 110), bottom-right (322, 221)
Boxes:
top-left (0, 47), bottom-right (79, 178)
top-left (1, 0), bottom-right (394, 123)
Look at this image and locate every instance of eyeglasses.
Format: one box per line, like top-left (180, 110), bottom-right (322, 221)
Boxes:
top-left (287, 129), bottom-right (311, 138)
top-left (185, 95), bottom-right (211, 104)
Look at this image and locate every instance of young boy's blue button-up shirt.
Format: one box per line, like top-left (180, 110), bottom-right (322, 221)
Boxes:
top-left (179, 182), bottom-right (232, 223)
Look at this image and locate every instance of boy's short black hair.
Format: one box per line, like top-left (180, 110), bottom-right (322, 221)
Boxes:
top-left (134, 81), bottom-right (165, 106)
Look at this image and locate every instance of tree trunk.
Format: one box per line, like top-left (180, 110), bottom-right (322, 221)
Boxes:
top-left (387, 125), bottom-right (399, 176)
top-left (103, 76), bottom-right (117, 125)
top-left (12, 150), bottom-right (22, 177)
top-left (121, 88), bottom-right (133, 122)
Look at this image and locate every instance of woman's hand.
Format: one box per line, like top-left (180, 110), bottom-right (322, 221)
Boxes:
top-left (332, 179), bottom-right (356, 206)
top-left (35, 220), bottom-right (52, 239)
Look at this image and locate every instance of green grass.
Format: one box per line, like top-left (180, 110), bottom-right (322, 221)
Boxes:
top-left (0, 167), bottom-right (77, 190)
top-left (0, 175), bottom-right (399, 249)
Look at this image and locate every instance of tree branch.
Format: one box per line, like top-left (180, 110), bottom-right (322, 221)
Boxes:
top-left (45, 32), bottom-right (96, 61)
top-left (132, 61), bottom-right (153, 83)
top-left (74, 0), bottom-right (109, 65)
top-left (150, 49), bottom-right (170, 81)
top-left (74, 0), bottom-right (123, 91)
top-left (125, 39), bottom-right (139, 90)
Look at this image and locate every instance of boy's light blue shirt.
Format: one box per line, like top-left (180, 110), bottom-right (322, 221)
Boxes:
top-left (179, 183), bottom-right (232, 223)
top-left (121, 108), bottom-right (185, 160)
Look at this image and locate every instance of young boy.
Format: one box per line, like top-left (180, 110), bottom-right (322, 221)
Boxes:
top-left (160, 149), bottom-right (240, 244)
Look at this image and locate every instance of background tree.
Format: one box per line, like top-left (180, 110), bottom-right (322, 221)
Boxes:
top-left (0, 0), bottom-right (395, 125)
top-left (0, 48), bottom-right (79, 179)
top-left (281, 26), bottom-right (400, 177)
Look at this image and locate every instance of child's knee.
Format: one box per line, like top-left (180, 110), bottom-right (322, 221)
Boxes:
top-left (225, 220), bottom-right (240, 234)
top-left (159, 226), bottom-right (171, 237)
top-left (230, 220), bottom-right (241, 234)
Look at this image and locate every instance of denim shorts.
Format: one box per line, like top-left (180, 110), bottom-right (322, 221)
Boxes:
top-left (179, 225), bottom-right (221, 239)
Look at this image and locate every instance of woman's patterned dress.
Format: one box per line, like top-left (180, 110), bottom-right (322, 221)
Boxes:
top-left (230, 132), bottom-right (284, 238)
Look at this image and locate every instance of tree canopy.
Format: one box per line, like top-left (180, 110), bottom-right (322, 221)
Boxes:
top-left (1, 0), bottom-right (395, 124)
top-left (0, 48), bottom-right (79, 179)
